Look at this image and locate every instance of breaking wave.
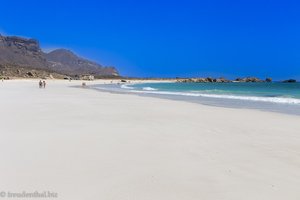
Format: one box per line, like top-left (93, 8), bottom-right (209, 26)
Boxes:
top-left (120, 84), bottom-right (134, 89)
top-left (142, 87), bottom-right (157, 91)
top-left (129, 90), bottom-right (300, 105)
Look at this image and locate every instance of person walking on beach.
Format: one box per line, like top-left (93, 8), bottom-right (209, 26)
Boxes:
top-left (39, 80), bottom-right (43, 88)
top-left (43, 80), bottom-right (46, 88)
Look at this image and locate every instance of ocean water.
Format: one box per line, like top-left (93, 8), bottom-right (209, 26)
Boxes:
top-left (93, 82), bottom-right (300, 115)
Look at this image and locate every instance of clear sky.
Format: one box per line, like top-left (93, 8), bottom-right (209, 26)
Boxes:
top-left (0, 0), bottom-right (299, 79)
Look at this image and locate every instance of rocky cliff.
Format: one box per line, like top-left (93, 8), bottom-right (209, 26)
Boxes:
top-left (0, 35), bottom-right (49, 70)
top-left (0, 34), bottom-right (119, 78)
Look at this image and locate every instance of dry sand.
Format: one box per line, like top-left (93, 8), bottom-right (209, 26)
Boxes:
top-left (0, 79), bottom-right (300, 200)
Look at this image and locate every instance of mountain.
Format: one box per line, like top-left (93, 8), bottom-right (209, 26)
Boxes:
top-left (0, 35), bottom-right (49, 69)
top-left (0, 34), bottom-right (119, 78)
top-left (45, 49), bottom-right (118, 76)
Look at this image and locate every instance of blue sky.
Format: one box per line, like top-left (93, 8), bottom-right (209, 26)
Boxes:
top-left (0, 0), bottom-right (300, 79)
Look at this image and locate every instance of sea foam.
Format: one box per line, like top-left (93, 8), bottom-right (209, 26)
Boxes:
top-left (120, 84), bottom-right (134, 89)
top-left (142, 87), bottom-right (157, 91)
top-left (130, 90), bottom-right (300, 105)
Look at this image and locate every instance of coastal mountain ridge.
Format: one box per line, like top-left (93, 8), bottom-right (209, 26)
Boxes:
top-left (45, 49), bottom-right (118, 76)
top-left (0, 34), bottom-right (119, 78)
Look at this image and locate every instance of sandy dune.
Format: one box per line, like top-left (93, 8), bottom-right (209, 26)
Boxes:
top-left (0, 80), bottom-right (300, 200)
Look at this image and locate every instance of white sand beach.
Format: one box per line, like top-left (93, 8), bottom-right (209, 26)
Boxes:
top-left (1, 79), bottom-right (300, 200)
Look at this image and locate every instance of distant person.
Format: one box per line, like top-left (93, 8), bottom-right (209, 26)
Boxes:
top-left (43, 80), bottom-right (46, 88)
top-left (39, 80), bottom-right (43, 88)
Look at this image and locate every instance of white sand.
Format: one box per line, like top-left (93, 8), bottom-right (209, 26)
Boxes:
top-left (0, 79), bottom-right (300, 200)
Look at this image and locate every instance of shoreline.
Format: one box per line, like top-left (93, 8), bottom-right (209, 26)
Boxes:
top-left (2, 79), bottom-right (300, 116)
top-left (1, 80), bottom-right (300, 200)
top-left (88, 82), bottom-right (300, 116)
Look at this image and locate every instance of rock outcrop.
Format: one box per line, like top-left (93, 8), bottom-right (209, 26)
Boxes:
top-left (282, 79), bottom-right (297, 83)
top-left (235, 77), bottom-right (263, 82)
top-left (0, 64), bottom-right (65, 79)
top-left (265, 78), bottom-right (272, 82)
top-left (176, 77), bottom-right (275, 83)
top-left (177, 77), bottom-right (231, 83)
top-left (0, 35), bottom-right (49, 70)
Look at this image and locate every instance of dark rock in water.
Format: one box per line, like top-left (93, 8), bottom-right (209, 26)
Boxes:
top-left (121, 79), bottom-right (127, 82)
top-left (245, 77), bottom-right (262, 82)
top-left (235, 77), bottom-right (263, 82)
top-left (235, 78), bottom-right (243, 82)
top-left (195, 78), bottom-right (207, 82)
top-left (266, 78), bottom-right (272, 82)
top-left (282, 79), bottom-right (297, 83)
top-left (214, 77), bottom-right (230, 83)
top-left (206, 77), bottom-right (214, 82)
top-left (177, 76), bottom-right (267, 83)
top-left (176, 77), bottom-right (231, 83)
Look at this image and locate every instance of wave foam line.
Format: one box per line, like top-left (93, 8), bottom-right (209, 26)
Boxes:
top-left (120, 84), bottom-right (134, 89)
top-left (130, 90), bottom-right (300, 105)
top-left (142, 87), bottom-right (157, 91)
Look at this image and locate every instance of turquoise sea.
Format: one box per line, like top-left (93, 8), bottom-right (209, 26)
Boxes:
top-left (123, 82), bottom-right (300, 104)
top-left (94, 82), bottom-right (300, 115)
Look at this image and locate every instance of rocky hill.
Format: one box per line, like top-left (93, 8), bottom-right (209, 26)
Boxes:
top-left (0, 35), bottom-right (49, 69)
top-left (0, 34), bottom-right (119, 78)
top-left (45, 49), bottom-right (118, 76)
